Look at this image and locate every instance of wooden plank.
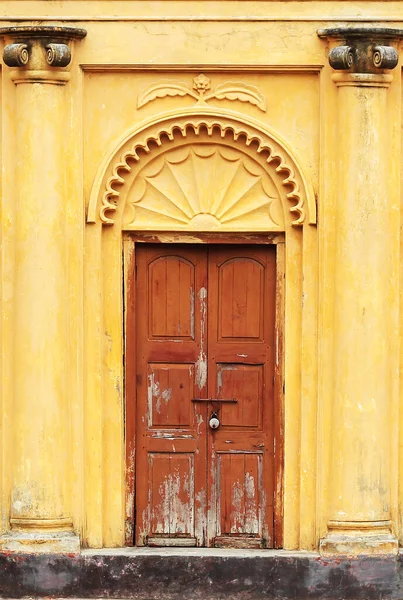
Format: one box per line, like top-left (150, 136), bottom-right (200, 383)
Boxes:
top-left (148, 537), bottom-right (197, 547)
top-left (127, 232), bottom-right (284, 246)
top-left (208, 246), bottom-right (276, 548)
top-left (135, 245), bottom-right (207, 547)
top-left (124, 237), bottom-right (136, 546)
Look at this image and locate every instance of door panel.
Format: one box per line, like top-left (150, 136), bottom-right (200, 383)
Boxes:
top-left (217, 364), bottom-right (263, 428)
top-left (217, 257), bottom-right (265, 340)
top-left (148, 363), bottom-right (193, 427)
top-left (217, 453), bottom-right (262, 536)
top-left (135, 244), bottom-right (276, 548)
top-left (136, 246), bottom-right (208, 547)
top-left (148, 453), bottom-right (194, 538)
top-left (148, 256), bottom-right (195, 340)
top-left (207, 247), bottom-right (276, 548)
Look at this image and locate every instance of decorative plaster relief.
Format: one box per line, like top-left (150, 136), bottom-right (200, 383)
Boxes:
top-left (317, 27), bottom-right (403, 73)
top-left (138, 74), bottom-right (266, 112)
top-left (124, 145), bottom-right (283, 231)
top-left (88, 114), bottom-right (316, 231)
top-left (45, 43), bottom-right (71, 67)
top-left (87, 112), bottom-right (316, 229)
top-left (0, 26), bottom-right (87, 84)
top-left (5, 41), bottom-right (72, 68)
top-left (3, 43), bottom-right (29, 66)
top-left (327, 44), bottom-right (398, 71)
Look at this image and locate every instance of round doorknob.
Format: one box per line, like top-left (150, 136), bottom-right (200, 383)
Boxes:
top-left (209, 416), bottom-right (220, 430)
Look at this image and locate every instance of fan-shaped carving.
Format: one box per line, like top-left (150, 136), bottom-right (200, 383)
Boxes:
top-left (87, 111), bottom-right (316, 228)
top-left (123, 145), bottom-right (283, 231)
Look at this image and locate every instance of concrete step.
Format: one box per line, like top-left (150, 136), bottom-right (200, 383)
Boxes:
top-left (0, 548), bottom-right (402, 599)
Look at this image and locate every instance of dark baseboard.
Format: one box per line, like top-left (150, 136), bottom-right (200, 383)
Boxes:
top-left (0, 549), bottom-right (402, 599)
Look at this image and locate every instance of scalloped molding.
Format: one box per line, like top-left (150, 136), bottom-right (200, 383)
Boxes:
top-left (87, 109), bottom-right (316, 228)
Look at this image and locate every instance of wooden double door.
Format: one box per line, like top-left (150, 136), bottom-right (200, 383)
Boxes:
top-left (133, 244), bottom-right (277, 548)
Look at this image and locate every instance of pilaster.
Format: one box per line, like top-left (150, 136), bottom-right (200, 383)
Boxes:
top-left (0, 25), bottom-right (86, 553)
top-left (317, 27), bottom-right (403, 556)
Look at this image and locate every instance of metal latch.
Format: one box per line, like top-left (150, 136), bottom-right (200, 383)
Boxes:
top-left (191, 398), bottom-right (237, 403)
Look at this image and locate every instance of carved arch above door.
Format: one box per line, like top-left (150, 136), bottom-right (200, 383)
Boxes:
top-left (87, 109), bottom-right (316, 230)
top-left (83, 107), bottom-right (318, 549)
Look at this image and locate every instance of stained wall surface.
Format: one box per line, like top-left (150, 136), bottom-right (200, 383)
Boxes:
top-left (0, 0), bottom-right (402, 554)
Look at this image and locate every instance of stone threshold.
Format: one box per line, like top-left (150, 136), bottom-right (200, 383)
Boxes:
top-left (1, 548), bottom-right (403, 599)
top-left (82, 547), bottom-right (318, 557)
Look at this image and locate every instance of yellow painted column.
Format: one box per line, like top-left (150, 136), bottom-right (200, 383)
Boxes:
top-left (0, 26), bottom-right (86, 553)
top-left (318, 28), bottom-right (403, 555)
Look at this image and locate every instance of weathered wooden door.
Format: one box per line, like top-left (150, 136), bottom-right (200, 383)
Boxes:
top-left (134, 244), bottom-right (276, 548)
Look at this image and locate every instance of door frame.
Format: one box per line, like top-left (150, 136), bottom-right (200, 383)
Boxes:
top-left (124, 231), bottom-right (285, 548)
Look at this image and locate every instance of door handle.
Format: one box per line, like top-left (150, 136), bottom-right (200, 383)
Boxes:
top-left (192, 398), bottom-right (237, 403)
top-left (209, 412), bottom-right (220, 430)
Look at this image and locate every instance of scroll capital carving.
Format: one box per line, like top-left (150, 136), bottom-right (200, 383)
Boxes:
top-left (317, 27), bottom-right (403, 74)
top-left (0, 26), bottom-right (86, 84)
top-left (3, 43), bottom-right (29, 67)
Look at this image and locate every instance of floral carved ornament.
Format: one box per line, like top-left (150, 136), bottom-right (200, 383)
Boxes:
top-left (138, 74), bottom-right (267, 112)
top-left (88, 73), bottom-right (315, 229)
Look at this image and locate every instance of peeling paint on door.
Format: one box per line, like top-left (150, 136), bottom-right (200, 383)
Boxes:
top-left (196, 286), bottom-right (207, 391)
top-left (135, 245), bottom-right (276, 548)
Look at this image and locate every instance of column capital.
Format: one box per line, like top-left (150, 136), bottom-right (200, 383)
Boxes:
top-left (317, 27), bottom-right (403, 74)
top-left (0, 25), bottom-right (86, 84)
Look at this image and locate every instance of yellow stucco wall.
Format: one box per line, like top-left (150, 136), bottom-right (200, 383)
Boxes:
top-left (0, 1), bottom-right (402, 554)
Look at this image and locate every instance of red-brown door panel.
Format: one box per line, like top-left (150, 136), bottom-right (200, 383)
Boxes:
top-left (207, 246), bottom-right (276, 548)
top-left (136, 246), bottom-right (207, 547)
top-left (134, 244), bottom-right (276, 548)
